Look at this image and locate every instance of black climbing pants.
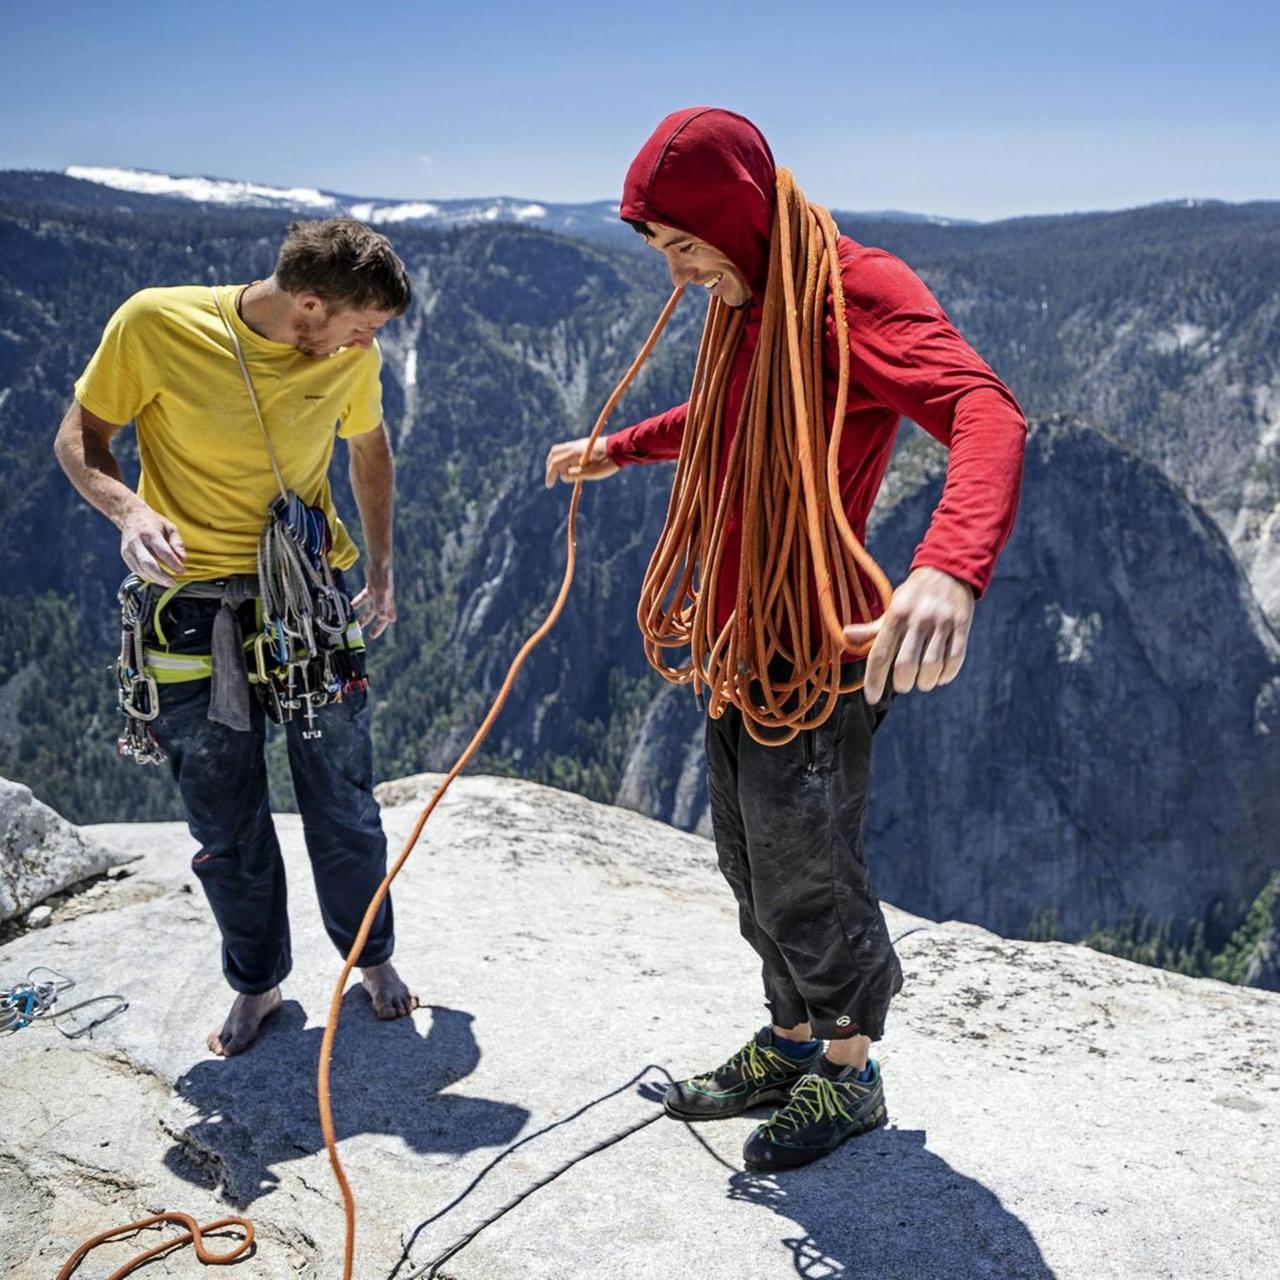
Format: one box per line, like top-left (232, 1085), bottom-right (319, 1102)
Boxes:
top-left (149, 592), bottom-right (394, 995)
top-left (704, 677), bottom-right (902, 1041)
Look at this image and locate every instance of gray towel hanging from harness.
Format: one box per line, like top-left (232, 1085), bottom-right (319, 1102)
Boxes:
top-left (177, 576), bottom-right (260, 732)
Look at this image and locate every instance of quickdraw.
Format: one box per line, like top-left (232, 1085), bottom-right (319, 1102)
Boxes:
top-left (115, 574), bottom-right (367, 755)
top-left (116, 575), bottom-right (165, 765)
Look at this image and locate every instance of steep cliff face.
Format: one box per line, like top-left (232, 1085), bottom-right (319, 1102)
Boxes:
top-left (1240, 882), bottom-right (1280, 991)
top-left (613, 417), bottom-right (1280, 940)
top-left (864, 415), bottom-right (1280, 937)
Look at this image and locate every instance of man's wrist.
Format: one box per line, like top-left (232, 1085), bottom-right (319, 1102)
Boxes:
top-left (108, 490), bottom-right (149, 532)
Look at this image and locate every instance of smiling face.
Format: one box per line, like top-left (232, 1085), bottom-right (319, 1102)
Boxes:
top-left (642, 221), bottom-right (753, 307)
top-left (291, 294), bottom-right (394, 359)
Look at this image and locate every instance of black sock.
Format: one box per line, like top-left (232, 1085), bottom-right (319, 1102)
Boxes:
top-left (819, 1055), bottom-right (874, 1082)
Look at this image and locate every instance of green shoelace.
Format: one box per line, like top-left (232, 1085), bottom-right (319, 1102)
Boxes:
top-left (761, 1073), bottom-right (856, 1135)
top-left (696, 1037), bottom-right (791, 1088)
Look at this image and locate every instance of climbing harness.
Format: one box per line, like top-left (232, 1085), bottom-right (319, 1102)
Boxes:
top-left (113, 568), bottom-right (366, 756)
top-left (637, 168), bottom-right (895, 745)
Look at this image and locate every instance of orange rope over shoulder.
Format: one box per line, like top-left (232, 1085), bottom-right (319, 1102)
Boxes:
top-left (637, 168), bottom-right (894, 744)
top-left (58, 290), bottom-right (685, 1280)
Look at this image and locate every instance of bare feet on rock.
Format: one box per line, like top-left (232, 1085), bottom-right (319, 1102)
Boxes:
top-left (208, 986), bottom-right (282, 1056)
top-left (361, 961), bottom-right (419, 1020)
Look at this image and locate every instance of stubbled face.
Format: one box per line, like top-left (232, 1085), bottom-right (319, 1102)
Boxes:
top-left (644, 221), bottom-right (752, 307)
top-left (292, 296), bottom-right (394, 359)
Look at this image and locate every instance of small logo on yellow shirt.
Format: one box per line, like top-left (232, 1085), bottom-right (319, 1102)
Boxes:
top-left (304, 394), bottom-right (326, 400)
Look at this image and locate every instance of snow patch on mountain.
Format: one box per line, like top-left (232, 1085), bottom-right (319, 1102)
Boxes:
top-left (348, 201), bottom-right (442, 223)
top-left (66, 165), bottom-right (336, 210)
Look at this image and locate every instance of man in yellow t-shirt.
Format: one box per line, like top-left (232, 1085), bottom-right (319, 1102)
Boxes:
top-left (55, 218), bottom-right (417, 1057)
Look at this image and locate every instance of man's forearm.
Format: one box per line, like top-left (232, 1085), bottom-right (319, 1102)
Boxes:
top-left (606, 400), bottom-right (690, 466)
top-left (348, 427), bottom-right (395, 572)
top-left (53, 400), bottom-right (144, 529)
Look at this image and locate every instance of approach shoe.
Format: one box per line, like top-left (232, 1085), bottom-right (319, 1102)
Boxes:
top-left (742, 1059), bottom-right (888, 1170)
top-left (664, 1027), bottom-right (822, 1121)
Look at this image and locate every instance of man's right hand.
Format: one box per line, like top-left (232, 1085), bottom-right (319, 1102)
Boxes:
top-left (120, 503), bottom-right (186, 587)
top-left (544, 436), bottom-right (618, 488)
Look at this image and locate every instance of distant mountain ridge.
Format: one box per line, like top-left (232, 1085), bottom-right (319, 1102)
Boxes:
top-left (0, 166), bottom-right (976, 238)
top-left (63, 164), bottom-right (623, 236)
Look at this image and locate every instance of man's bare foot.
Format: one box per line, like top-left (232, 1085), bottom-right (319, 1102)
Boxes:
top-left (207, 987), bottom-right (282, 1056)
top-left (361, 961), bottom-right (419, 1020)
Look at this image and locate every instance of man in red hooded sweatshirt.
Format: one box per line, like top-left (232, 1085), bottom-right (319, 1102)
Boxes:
top-left (545, 108), bottom-right (1025, 1171)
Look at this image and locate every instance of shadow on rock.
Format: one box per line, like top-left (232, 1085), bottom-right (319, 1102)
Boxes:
top-left (723, 1126), bottom-right (1055, 1280)
top-left (163, 998), bottom-right (529, 1206)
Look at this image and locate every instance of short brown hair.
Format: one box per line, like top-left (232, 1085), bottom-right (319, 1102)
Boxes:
top-left (275, 217), bottom-right (412, 315)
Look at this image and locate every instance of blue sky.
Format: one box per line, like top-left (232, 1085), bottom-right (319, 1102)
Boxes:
top-left (1, 0), bottom-right (1276, 221)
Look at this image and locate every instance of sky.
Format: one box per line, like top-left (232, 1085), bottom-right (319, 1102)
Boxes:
top-left (1, 0), bottom-right (1276, 222)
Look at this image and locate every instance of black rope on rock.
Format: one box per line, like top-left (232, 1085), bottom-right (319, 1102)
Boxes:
top-left (392, 1064), bottom-right (676, 1280)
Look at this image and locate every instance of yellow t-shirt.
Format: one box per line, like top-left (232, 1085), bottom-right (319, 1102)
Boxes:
top-left (74, 283), bottom-right (383, 581)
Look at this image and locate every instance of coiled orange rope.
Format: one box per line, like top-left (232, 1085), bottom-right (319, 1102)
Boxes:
top-left (56, 1212), bottom-right (253, 1279)
top-left (638, 168), bottom-right (894, 743)
top-left (57, 289), bottom-right (686, 1280)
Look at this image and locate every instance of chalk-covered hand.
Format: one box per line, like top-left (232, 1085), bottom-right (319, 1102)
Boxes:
top-left (119, 503), bottom-right (186, 587)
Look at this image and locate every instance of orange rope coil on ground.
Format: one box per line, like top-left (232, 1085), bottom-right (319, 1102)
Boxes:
top-left (56, 1212), bottom-right (254, 1279)
top-left (637, 168), bottom-right (894, 744)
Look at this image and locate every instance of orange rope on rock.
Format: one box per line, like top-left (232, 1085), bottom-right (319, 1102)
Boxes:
top-left (55, 1212), bottom-right (254, 1279)
top-left (58, 288), bottom-right (686, 1280)
top-left (637, 168), bottom-right (894, 745)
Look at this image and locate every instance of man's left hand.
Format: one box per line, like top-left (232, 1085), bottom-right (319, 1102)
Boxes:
top-left (352, 567), bottom-right (397, 640)
top-left (843, 566), bottom-right (975, 704)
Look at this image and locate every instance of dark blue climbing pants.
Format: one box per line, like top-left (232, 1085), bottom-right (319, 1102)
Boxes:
top-left (149, 592), bottom-right (394, 994)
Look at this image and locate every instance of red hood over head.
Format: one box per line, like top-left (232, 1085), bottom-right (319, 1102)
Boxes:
top-left (620, 107), bottom-right (776, 299)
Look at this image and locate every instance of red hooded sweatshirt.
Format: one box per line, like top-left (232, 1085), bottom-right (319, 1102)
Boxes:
top-left (607, 107), bottom-right (1027, 630)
